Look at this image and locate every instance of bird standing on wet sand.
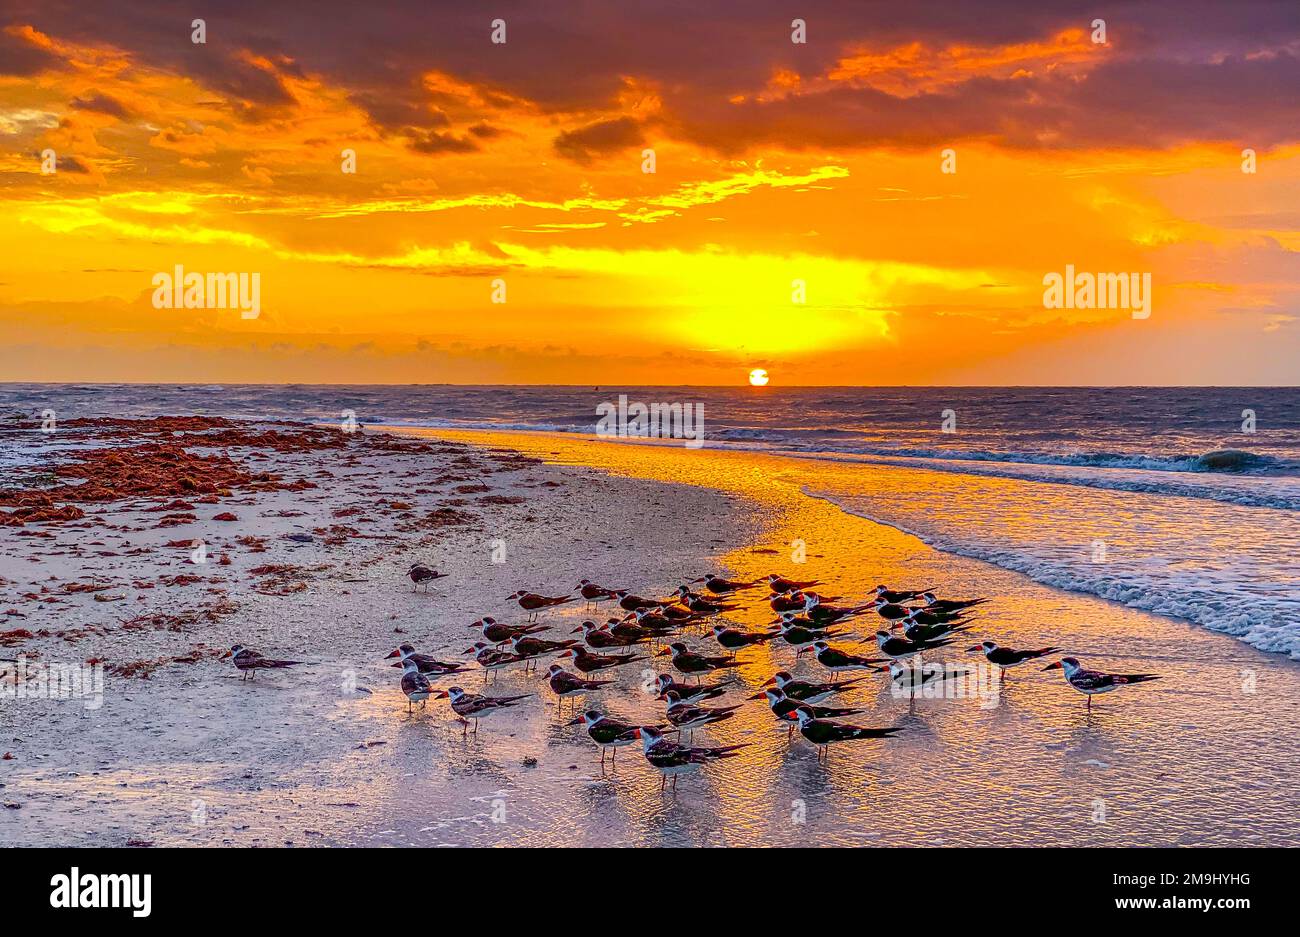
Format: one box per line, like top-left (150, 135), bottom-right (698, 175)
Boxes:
top-left (637, 726), bottom-right (747, 792)
top-left (508, 590), bottom-right (574, 620)
top-left (696, 573), bottom-right (763, 595)
top-left (765, 574), bottom-right (821, 592)
top-left (1043, 657), bottom-right (1160, 709)
top-left (916, 591), bottom-right (988, 613)
top-left (556, 646), bottom-right (644, 674)
top-left (710, 624), bottom-right (779, 656)
top-left (567, 710), bottom-right (646, 769)
top-left (663, 691), bottom-right (740, 738)
top-left (386, 644), bottom-right (471, 676)
top-left (653, 674), bottom-right (728, 703)
top-left (786, 708), bottom-right (903, 763)
top-left (433, 686), bottom-right (531, 734)
top-left (613, 590), bottom-right (668, 612)
top-left (966, 641), bottom-right (1060, 675)
top-left (873, 585), bottom-right (933, 604)
top-left (811, 641), bottom-right (888, 680)
top-left (407, 564), bottom-right (447, 592)
top-left (875, 630), bottom-right (954, 659)
top-left (545, 664), bottom-right (613, 708)
top-left (398, 659), bottom-right (433, 712)
top-left (509, 634), bottom-right (580, 659)
top-left (673, 587), bottom-right (742, 616)
top-left (222, 644), bottom-right (302, 680)
top-left (775, 615), bottom-right (850, 655)
top-left (901, 616), bottom-right (972, 643)
top-left (763, 670), bottom-right (865, 704)
top-left (802, 595), bottom-right (875, 625)
top-left (466, 641), bottom-right (538, 680)
top-left (887, 659), bottom-right (969, 694)
top-left (659, 642), bottom-right (745, 680)
top-left (472, 616), bottom-right (549, 645)
top-left (753, 688), bottom-right (864, 739)
top-left (576, 580), bottom-right (616, 607)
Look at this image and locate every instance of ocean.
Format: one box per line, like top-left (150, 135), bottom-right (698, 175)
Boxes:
top-left (3, 383), bottom-right (1297, 657)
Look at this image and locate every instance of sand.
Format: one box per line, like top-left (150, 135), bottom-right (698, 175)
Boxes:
top-left (1, 421), bottom-right (1296, 847)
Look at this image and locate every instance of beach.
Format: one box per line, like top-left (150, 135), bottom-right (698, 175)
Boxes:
top-left (1, 414), bottom-right (1296, 847)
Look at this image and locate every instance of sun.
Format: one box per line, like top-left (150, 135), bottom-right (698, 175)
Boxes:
top-left (748, 368), bottom-right (770, 387)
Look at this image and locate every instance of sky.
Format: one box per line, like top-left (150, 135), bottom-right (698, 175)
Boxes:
top-left (1, 0), bottom-right (1297, 386)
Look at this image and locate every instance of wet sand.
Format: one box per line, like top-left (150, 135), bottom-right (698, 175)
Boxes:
top-left (1, 422), bottom-right (1296, 846)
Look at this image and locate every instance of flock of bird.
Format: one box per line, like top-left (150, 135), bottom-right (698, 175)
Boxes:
top-left (221, 564), bottom-right (1161, 792)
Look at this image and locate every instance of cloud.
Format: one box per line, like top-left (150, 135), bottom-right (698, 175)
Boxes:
top-left (553, 116), bottom-right (645, 164)
top-left (69, 92), bottom-right (131, 119)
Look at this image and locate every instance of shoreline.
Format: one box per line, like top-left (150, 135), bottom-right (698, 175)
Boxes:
top-left (0, 419), bottom-right (1296, 846)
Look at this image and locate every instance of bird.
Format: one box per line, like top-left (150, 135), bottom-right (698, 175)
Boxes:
top-left (573, 620), bottom-right (644, 650)
top-left (872, 600), bottom-right (914, 621)
top-left (637, 725), bottom-right (746, 791)
top-left (545, 664), bottom-right (613, 707)
top-left (507, 590), bottom-right (574, 620)
top-left (902, 617), bottom-right (972, 643)
top-left (775, 615), bottom-right (850, 655)
top-left (768, 591), bottom-right (810, 613)
top-left (787, 707), bottom-right (902, 763)
top-left (646, 603), bottom-right (700, 625)
top-left (433, 686), bottom-right (530, 734)
top-left (556, 646), bottom-right (643, 674)
top-left (222, 644), bottom-right (301, 680)
top-left (673, 587), bottom-right (741, 615)
top-left (710, 624), bottom-right (778, 655)
top-left (576, 580), bottom-right (616, 607)
top-left (663, 691), bottom-right (741, 737)
top-left (763, 670), bottom-right (864, 704)
top-left (385, 643), bottom-right (470, 676)
top-left (566, 710), bottom-right (646, 768)
top-left (916, 591), bottom-right (988, 613)
top-left (618, 612), bottom-right (678, 637)
top-left (753, 688), bottom-right (864, 739)
top-left (653, 674), bottom-right (727, 703)
top-left (407, 563), bottom-right (447, 592)
top-left (875, 630), bottom-right (953, 659)
top-left (903, 607), bottom-right (969, 626)
top-left (873, 585), bottom-right (933, 604)
top-left (967, 641), bottom-right (1060, 673)
top-left (887, 659), bottom-right (970, 694)
top-left (802, 595), bottom-right (875, 625)
top-left (508, 634), bottom-right (580, 661)
top-left (466, 641), bottom-right (538, 679)
top-left (613, 590), bottom-right (667, 612)
top-left (765, 574), bottom-right (821, 592)
top-left (695, 573), bottom-right (763, 595)
top-left (659, 642), bottom-right (744, 680)
top-left (471, 616), bottom-right (549, 645)
top-left (812, 641), bottom-right (887, 680)
top-left (398, 658), bottom-right (432, 712)
top-left (1043, 657), bottom-right (1160, 709)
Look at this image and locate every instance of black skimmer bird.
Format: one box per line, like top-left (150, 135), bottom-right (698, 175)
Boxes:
top-left (566, 710), bottom-right (646, 768)
top-left (613, 590), bottom-right (666, 612)
top-left (775, 615), bottom-right (851, 655)
top-left (507, 590), bottom-right (574, 620)
top-left (873, 585), bottom-right (933, 604)
top-left (648, 603), bottom-right (700, 625)
top-left (872, 600), bottom-right (913, 622)
top-left (812, 641), bottom-right (887, 680)
top-left (508, 634), bottom-right (580, 660)
top-left (763, 670), bottom-right (864, 704)
top-left (222, 645), bottom-right (302, 680)
top-left (545, 664), bottom-right (613, 707)
top-left (653, 674), bottom-right (727, 703)
top-left (710, 624), bottom-right (778, 655)
top-left (576, 580), bottom-right (616, 607)
top-left (407, 563), bottom-right (447, 592)
top-left (659, 642), bottom-right (744, 680)
top-left (917, 591), bottom-right (988, 613)
top-left (628, 607), bottom-right (682, 631)
top-left (556, 646), bottom-right (643, 674)
top-left (398, 659), bottom-right (432, 712)
top-left (573, 620), bottom-right (643, 650)
top-left (433, 686), bottom-right (530, 734)
top-left (768, 591), bottom-right (809, 614)
top-left (466, 641), bottom-right (537, 680)
top-left (903, 607), bottom-right (968, 626)
top-left (673, 587), bottom-right (741, 616)
top-left (802, 595), bottom-right (874, 625)
top-left (787, 708), bottom-right (902, 763)
top-left (887, 659), bottom-right (969, 694)
top-left (753, 688), bottom-right (863, 733)
top-left (637, 726), bottom-right (746, 791)
top-left (901, 616), bottom-right (972, 643)
top-left (615, 613), bottom-right (676, 638)
top-left (694, 573), bottom-right (763, 596)
top-left (967, 640), bottom-right (1060, 674)
top-left (471, 616), bottom-right (548, 645)
top-left (875, 630), bottom-right (953, 659)
top-left (663, 691), bottom-right (741, 737)
top-left (385, 644), bottom-right (470, 676)
top-left (1043, 657), bottom-right (1160, 709)
top-left (765, 574), bottom-right (821, 593)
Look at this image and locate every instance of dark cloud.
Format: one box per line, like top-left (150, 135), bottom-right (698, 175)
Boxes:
top-left (0, 24), bottom-right (62, 75)
top-left (553, 117), bottom-right (645, 164)
top-left (70, 92), bottom-right (132, 118)
top-left (404, 128), bottom-right (479, 155)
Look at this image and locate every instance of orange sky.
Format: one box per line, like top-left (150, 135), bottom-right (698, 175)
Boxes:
top-left (1, 5), bottom-right (1297, 385)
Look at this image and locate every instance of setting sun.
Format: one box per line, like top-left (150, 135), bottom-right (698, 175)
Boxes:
top-left (749, 368), bottom-right (769, 386)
